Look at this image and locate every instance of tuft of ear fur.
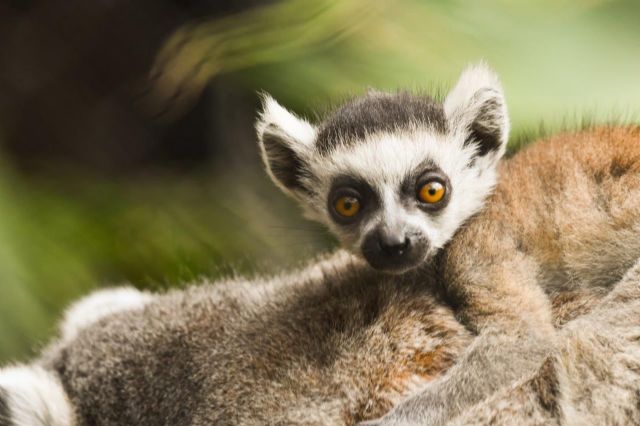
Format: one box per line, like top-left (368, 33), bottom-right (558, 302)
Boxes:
top-left (444, 62), bottom-right (510, 159)
top-left (256, 94), bottom-right (316, 197)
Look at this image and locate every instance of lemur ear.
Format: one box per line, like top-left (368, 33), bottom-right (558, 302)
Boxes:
top-left (256, 94), bottom-right (317, 197)
top-left (444, 63), bottom-right (510, 160)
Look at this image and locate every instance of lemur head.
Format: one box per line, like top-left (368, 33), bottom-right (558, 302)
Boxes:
top-left (257, 63), bottom-right (509, 274)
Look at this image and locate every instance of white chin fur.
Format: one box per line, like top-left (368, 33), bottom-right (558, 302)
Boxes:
top-left (0, 365), bottom-right (75, 426)
top-left (61, 286), bottom-right (153, 343)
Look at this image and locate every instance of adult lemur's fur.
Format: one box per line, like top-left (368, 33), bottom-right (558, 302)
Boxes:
top-left (0, 268), bottom-right (622, 426)
top-left (0, 258), bottom-right (622, 426)
top-left (5, 253), bottom-right (475, 425)
top-left (453, 258), bottom-right (640, 425)
top-left (1, 65), bottom-right (639, 425)
top-left (256, 64), bottom-right (640, 425)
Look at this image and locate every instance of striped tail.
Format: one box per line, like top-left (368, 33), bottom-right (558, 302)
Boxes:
top-left (0, 365), bottom-right (75, 426)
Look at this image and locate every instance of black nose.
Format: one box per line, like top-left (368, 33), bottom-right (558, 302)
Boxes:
top-left (361, 228), bottom-right (427, 273)
top-left (379, 234), bottom-right (411, 257)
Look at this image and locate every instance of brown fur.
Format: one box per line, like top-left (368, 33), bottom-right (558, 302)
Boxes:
top-left (452, 257), bottom-right (640, 425)
top-left (447, 126), bottom-right (640, 328)
top-left (373, 126), bottom-right (640, 425)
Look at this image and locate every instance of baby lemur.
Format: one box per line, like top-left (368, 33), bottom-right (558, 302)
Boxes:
top-left (256, 63), bottom-right (640, 424)
top-left (0, 65), bottom-right (639, 425)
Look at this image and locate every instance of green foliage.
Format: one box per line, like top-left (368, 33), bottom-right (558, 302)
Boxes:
top-left (152, 0), bottom-right (640, 133)
top-left (0, 170), bottom-right (330, 361)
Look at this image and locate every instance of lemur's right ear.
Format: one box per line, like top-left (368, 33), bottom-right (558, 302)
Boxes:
top-left (256, 94), bottom-right (317, 197)
top-left (444, 62), bottom-right (510, 162)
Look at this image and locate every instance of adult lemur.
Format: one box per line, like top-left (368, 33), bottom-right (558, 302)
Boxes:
top-left (257, 64), bottom-right (640, 424)
top-left (1, 64), bottom-right (639, 425)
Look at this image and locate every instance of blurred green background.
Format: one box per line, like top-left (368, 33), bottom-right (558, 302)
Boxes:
top-left (0, 0), bottom-right (638, 363)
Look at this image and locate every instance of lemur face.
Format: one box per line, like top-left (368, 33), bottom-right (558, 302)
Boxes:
top-left (257, 63), bottom-right (510, 274)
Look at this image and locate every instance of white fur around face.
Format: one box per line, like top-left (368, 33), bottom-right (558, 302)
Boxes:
top-left (257, 64), bottom-right (508, 264)
top-left (60, 286), bottom-right (153, 343)
top-left (0, 364), bottom-right (75, 426)
top-left (304, 127), bottom-right (498, 253)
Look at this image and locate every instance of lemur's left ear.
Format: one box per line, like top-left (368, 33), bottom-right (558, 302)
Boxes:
top-left (256, 94), bottom-right (317, 197)
top-left (444, 62), bottom-right (510, 160)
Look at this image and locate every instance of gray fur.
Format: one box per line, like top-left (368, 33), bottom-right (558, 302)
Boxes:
top-left (0, 387), bottom-right (11, 426)
top-left (260, 124), bottom-right (311, 194)
top-left (451, 258), bottom-right (640, 425)
top-left (37, 252), bottom-right (471, 425)
top-left (315, 91), bottom-right (447, 154)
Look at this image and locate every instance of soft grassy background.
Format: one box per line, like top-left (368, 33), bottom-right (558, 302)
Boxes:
top-left (0, 0), bottom-right (639, 363)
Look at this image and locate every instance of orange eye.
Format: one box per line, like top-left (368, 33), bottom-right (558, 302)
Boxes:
top-left (418, 181), bottom-right (446, 204)
top-left (334, 196), bottom-right (361, 218)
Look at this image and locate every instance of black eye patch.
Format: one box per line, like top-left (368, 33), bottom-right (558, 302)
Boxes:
top-left (327, 175), bottom-right (379, 225)
top-left (401, 162), bottom-right (451, 212)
